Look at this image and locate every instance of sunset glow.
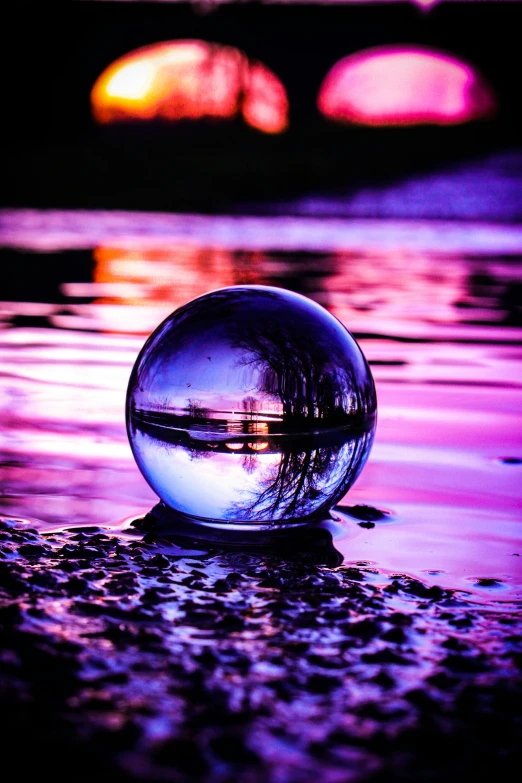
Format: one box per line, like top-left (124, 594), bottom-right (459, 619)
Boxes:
top-left (91, 41), bottom-right (289, 133)
top-left (318, 47), bottom-right (495, 126)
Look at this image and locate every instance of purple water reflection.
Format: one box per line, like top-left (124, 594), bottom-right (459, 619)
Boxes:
top-left (2, 208), bottom-right (522, 252)
top-left (0, 209), bottom-right (521, 599)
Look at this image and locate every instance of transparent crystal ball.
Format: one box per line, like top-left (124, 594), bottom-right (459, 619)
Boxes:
top-left (126, 286), bottom-right (377, 529)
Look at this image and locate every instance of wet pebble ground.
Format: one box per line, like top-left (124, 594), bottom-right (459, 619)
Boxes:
top-left (1, 512), bottom-right (521, 783)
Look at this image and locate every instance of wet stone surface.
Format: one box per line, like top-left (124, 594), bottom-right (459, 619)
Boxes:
top-left (0, 515), bottom-right (521, 783)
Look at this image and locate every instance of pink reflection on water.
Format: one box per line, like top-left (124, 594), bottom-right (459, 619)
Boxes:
top-left (318, 46), bottom-right (495, 126)
top-left (338, 383), bottom-right (522, 595)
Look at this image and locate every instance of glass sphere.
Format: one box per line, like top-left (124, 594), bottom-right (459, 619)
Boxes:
top-left (126, 286), bottom-right (377, 529)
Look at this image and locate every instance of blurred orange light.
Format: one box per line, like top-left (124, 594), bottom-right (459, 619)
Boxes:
top-left (318, 46), bottom-right (495, 127)
top-left (225, 442), bottom-right (244, 451)
top-left (248, 441), bottom-right (269, 452)
top-left (90, 244), bottom-right (262, 334)
top-left (92, 40), bottom-right (288, 134)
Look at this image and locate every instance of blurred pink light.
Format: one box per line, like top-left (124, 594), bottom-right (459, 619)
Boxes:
top-left (318, 46), bottom-right (496, 126)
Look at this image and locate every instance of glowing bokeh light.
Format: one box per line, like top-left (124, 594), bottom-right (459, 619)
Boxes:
top-left (318, 46), bottom-right (495, 127)
top-left (91, 41), bottom-right (288, 134)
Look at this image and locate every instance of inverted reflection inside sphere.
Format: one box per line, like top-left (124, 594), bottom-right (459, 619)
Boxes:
top-left (126, 286), bottom-right (377, 529)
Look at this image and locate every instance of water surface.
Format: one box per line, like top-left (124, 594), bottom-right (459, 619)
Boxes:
top-left (0, 209), bottom-right (521, 601)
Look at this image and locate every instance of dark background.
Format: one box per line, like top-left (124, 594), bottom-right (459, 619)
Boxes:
top-left (3, 0), bottom-right (522, 211)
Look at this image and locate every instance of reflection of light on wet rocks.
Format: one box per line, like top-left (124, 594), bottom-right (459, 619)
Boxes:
top-left (336, 504), bottom-right (392, 522)
top-left (127, 286), bottom-right (376, 528)
top-left (1, 514), bottom-right (521, 783)
top-left (471, 577), bottom-right (505, 589)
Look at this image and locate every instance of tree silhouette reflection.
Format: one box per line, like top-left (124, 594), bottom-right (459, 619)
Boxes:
top-left (227, 431), bottom-right (373, 522)
top-left (130, 415), bottom-right (373, 524)
top-left (234, 305), bottom-right (376, 429)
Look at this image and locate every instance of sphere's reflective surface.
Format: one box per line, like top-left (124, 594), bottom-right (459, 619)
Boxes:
top-left (127, 286), bottom-right (377, 528)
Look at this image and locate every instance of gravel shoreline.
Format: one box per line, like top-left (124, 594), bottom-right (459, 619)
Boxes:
top-left (1, 513), bottom-right (521, 782)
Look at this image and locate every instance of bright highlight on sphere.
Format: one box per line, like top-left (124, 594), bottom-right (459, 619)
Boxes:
top-left (91, 40), bottom-right (289, 134)
top-left (126, 286), bottom-right (377, 529)
top-left (318, 46), bottom-right (495, 127)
